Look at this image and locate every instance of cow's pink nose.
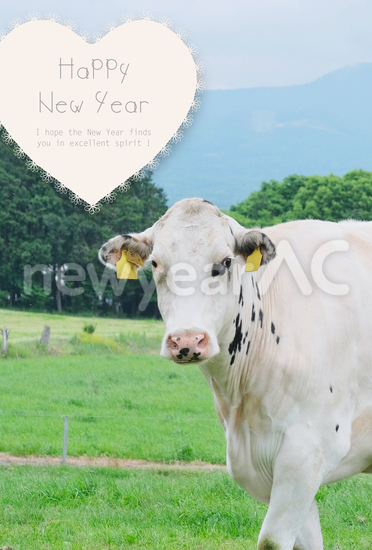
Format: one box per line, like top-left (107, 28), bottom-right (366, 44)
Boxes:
top-left (167, 331), bottom-right (209, 362)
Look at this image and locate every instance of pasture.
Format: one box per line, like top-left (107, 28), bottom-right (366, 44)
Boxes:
top-left (0, 467), bottom-right (371, 549)
top-left (0, 309), bottom-right (164, 343)
top-left (0, 354), bottom-right (225, 463)
top-left (0, 309), bottom-right (371, 548)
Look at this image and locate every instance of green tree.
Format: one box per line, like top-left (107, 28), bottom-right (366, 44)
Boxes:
top-left (225, 170), bottom-right (372, 227)
top-left (0, 136), bottom-right (167, 316)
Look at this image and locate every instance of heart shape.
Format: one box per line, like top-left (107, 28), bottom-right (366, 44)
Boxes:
top-left (0, 20), bottom-right (197, 204)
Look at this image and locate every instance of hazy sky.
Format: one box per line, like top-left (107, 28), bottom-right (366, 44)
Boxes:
top-left (1, 0), bottom-right (372, 89)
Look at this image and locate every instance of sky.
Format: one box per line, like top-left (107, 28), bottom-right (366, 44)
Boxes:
top-left (1, 0), bottom-right (372, 89)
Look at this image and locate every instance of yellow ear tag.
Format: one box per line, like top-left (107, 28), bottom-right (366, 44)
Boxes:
top-left (116, 250), bottom-right (144, 280)
top-left (245, 248), bottom-right (263, 272)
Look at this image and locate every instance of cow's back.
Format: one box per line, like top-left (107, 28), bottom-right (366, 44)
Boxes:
top-left (255, 219), bottom-right (372, 446)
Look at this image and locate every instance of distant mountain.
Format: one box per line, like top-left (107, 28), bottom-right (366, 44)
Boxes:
top-left (153, 63), bottom-right (372, 209)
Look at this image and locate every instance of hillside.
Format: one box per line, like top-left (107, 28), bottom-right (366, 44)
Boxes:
top-left (154, 63), bottom-right (372, 209)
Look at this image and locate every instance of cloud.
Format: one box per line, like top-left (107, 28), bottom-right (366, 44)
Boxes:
top-left (0, 0), bottom-right (372, 88)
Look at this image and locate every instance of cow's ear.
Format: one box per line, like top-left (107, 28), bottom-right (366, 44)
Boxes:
top-left (99, 228), bottom-right (153, 268)
top-left (235, 229), bottom-right (276, 265)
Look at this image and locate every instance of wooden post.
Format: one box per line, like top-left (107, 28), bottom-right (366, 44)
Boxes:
top-left (0, 327), bottom-right (10, 355)
top-left (62, 415), bottom-right (68, 465)
top-left (56, 285), bottom-right (62, 312)
top-left (40, 325), bottom-right (51, 346)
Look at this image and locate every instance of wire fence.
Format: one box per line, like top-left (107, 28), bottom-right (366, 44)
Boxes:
top-left (0, 411), bottom-right (218, 420)
top-left (0, 410), bottom-right (223, 466)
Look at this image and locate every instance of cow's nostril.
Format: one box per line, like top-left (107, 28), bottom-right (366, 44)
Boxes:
top-left (197, 337), bottom-right (206, 350)
top-left (170, 336), bottom-right (182, 350)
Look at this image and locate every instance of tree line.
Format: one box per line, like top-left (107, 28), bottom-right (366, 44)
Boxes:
top-left (2, 130), bottom-right (372, 317)
top-left (0, 136), bottom-right (167, 317)
top-left (225, 171), bottom-right (372, 227)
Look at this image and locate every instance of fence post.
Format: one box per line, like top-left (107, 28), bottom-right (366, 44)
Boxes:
top-left (0, 327), bottom-right (10, 356)
top-left (62, 415), bottom-right (68, 465)
top-left (40, 325), bottom-right (51, 347)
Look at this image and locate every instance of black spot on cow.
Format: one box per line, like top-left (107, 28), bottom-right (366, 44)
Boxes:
top-left (179, 348), bottom-right (189, 357)
top-left (256, 282), bottom-right (261, 300)
top-left (276, 336), bottom-right (280, 344)
top-left (330, 385), bottom-right (333, 393)
top-left (336, 424), bottom-right (339, 432)
top-left (177, 354), bottom-right (183, 360)
top-left (243, 330), bottom-right (248, 344)
top-left (192, 352), bottom-right (201, 361)
top-left (259, 309), bottom-right (263, 328)
top-left (271, 322), bottom-right (275, 335)
top-left (229, 226), bottom-right (234, 237)
top-left (251, 276), bottom-right (255, 287)
top-left (251, 304), bottom-right (256, 322)
top-left (246, 340), bottom-right (251, 355)
top-left (202, 199), bottom-right (214, 205)
top-left (238, 285), bottom-right (244, 306)
top-left (228, 314), bottom-right (243, 366)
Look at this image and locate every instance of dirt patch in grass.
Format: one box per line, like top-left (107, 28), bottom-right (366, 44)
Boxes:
top-left (0, 452), bottom-right (227, 471)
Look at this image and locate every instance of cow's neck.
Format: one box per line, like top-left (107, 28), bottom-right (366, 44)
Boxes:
top-left (202, 271), bottom-right (280, 407)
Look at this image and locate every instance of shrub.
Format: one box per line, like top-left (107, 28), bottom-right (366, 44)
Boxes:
top-left (176, 444), bottom-right (195, 462)
top-left (82, 322), bottom-right (97, 334)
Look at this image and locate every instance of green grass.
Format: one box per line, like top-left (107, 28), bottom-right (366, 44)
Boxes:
top-left (2, 331), bottom-right (163, 359)
top-left (0, 354), bottom-right (225, 463)
top-left (0, 466), bottom-right (371, 549)
top-left (0, 308), bottom-right (165, 343)
top-left (1, 311), bottom-right (372, 549)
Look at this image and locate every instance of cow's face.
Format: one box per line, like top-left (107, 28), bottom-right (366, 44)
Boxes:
top-left (99, 199), bottom-right (275, 364)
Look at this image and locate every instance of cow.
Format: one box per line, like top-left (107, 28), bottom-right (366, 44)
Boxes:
top-left (99, 198), bottom-right (372, 550)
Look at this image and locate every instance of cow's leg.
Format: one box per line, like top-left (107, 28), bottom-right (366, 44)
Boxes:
top-left (293, 500), bottom-right (323, 550)
top-left (257, 435), bottom-right (326, 550)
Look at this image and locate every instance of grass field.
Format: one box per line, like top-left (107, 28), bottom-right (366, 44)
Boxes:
top-left (0, 309), bottom-right (223, 462)
top-left (0, 354), bottom-right (225, 463)
top-left (0, 307), bottom-right (165, 359)
top-left (1, 310), bottom-right (372, 548)
top-left (0, 308), bottom-right (164, 343)
top-left (0, 466), bottom-right (371, 550)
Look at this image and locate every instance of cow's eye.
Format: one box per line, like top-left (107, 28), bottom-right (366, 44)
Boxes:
top-left (152, 260), bottom-right (158, 268)
top-left (223, 258), bottom-right (232, 268)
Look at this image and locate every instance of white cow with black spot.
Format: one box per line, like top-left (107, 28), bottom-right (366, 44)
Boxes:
top-left (99, 198), bottom-right (372, 550)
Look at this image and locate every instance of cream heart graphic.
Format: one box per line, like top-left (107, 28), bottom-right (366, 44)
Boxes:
top-left (0, 20), bottom-right (197, 204)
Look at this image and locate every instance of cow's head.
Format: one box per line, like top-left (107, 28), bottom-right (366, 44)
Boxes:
top-left (99, 198), bottom-right (275, 364)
